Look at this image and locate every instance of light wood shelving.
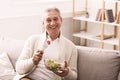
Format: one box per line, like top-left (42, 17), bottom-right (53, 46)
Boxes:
top-left (72, 0), bottom-right (120, 51)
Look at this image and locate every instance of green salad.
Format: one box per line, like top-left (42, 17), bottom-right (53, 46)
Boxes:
top-left (45, 59), bottom-right (61, 71)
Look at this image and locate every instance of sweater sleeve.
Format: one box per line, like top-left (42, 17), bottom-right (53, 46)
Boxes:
top-left (15, 35), bottom-right (38, 74)
top-left (64, 46), bottom-right (78, 80)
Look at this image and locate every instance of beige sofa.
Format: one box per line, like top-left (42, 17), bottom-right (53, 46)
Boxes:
top-left (0, 37), bottom-right (120, 80)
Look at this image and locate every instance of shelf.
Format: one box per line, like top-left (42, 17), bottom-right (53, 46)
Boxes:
top-left (104, 0), bottom-right (120, 3)
top-left (73, 16), bottom-right (101, 24)
top-left (73, 16), bottom-right (120, 27)
top-left (73, 10), bottom-right (87, 16)
top-left (73, 32), bottom-right (102, 42)
top-left (103, 38), bottom-right (119, 45)
top-left (73, 32), bottom-right (119, 45)
top-left (72, 0), bottom-right (120, 51)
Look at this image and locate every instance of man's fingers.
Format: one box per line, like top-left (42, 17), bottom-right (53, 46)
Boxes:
top-left (32, 50), bottom-right (44, 65)
top-left (64, 61), bottom-right (67, 68)
top-left (36, 50), bottom-right (44, 55)
top-left (35, 50), bottom-right (44, 57)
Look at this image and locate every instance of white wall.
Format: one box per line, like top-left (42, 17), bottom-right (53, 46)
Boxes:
top-left (0, 16), bottom-right (42, 40)
top-left (0, 16), bottom-right (73, 40)
top-left (0, 0), bottom-right (81, 40)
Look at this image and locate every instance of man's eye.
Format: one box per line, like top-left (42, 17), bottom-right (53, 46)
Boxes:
top-left (54, 18), bottom-right (58, 21)
top-left (47, 19), bottom-right (51, 22)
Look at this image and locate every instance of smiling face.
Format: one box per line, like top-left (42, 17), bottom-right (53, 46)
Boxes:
top-left (43, 8), bottom-right (62, 40)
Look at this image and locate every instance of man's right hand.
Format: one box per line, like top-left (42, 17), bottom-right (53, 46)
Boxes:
top-left (32, 50), bottom-right (44, 65)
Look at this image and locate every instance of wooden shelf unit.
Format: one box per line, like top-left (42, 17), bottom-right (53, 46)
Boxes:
top-left (72, 0), bottom-right (120, 51)
top-left (72, 0), bottom-right (88, 46)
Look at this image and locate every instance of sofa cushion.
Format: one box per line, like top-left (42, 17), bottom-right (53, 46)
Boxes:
top-left (77, 46), bottom-right (120, 80)
top-left (0, 37), bottom-right (24, 69)
top-left (0, 52), bottom-right (15, 79)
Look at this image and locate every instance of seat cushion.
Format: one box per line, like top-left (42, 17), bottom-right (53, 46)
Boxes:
top-left (77, 46), bottom-right (120, 80)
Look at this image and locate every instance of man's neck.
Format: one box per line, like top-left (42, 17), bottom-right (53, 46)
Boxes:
top-left (47, 32), bottom-right (60, 41)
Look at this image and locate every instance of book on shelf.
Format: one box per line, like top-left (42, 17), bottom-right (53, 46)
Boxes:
top-left (95, 9), bottom-right (102, 21)
top-left (95, 34), bottom-right (113, 40)
top-left (95, 9), bottom-right (115, 23)
top-left (105, 9), bottom-right (115, 23)
top-left (95, 9), bottom-right (105, 21)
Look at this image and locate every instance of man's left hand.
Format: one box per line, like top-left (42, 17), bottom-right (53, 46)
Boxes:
top-left (53, 61), bottom-right (69, 77)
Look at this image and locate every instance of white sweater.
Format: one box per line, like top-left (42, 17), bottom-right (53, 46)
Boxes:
top-left (13, 33), bottom-right (77, 80)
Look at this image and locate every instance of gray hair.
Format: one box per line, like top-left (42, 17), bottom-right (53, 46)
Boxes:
top-left (42, 7), bottom-right (62, 20)
top-left (45, 7), bottom-right (61, 15)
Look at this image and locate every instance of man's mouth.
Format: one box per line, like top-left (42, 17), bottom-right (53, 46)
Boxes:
top-left (50, 25), bottom-right (57, 29)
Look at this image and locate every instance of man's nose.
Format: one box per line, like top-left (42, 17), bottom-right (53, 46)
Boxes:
top-left (50, 20), bottom-right (55, 25)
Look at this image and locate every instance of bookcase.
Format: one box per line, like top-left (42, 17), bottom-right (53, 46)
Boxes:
top-left (72, 0), bottom-right (120, 51)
